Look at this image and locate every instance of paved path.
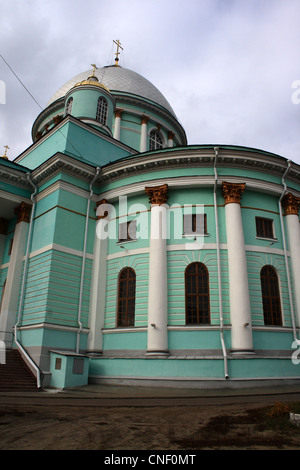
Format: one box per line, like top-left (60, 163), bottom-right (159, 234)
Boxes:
top-left (1, 383), bottom-right (300, 407)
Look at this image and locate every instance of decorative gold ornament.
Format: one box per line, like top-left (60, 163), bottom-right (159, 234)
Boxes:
top-left (145, 184), bottom-right (168, 205)
top-left (15, 202), bottom-right (31, 224)
top-left (115, 108), bottom-right (123, 118)
top-left (1, 145), bottom-right (9, 160)
top-left (282, 192), bottom-right (300, 215)
top-left (141, 115), bottom-right (149, 125)
top-left (113, 39), bottom-right (123, 66)
top-left (91, 64), bottom-right (98, 77)
top-left (222, 182), bottom-right (246, 205)
top-left (96, 199), bottom-right (109, 220)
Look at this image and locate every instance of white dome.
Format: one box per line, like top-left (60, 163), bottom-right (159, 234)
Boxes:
top-left (48, 65), bottom-right (176, 117)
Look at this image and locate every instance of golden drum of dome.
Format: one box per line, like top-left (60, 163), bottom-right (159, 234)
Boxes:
top-left (73, 77), bottom-right (110, 92)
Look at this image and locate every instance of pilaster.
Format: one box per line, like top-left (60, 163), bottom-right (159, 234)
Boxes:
top-left (87, 200), bottom-right (109, 354)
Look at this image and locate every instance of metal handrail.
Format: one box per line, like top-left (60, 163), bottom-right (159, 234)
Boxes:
top-left (13, 326), bottom-right (43, 389)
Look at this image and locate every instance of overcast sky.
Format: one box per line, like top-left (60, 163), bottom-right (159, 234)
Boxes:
top-left (0, 0), bottom-right (299, 164)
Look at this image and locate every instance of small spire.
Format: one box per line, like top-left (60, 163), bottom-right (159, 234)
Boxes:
top-left (1, 145), bottom-right (9, 160)
top-left (113, 39), bottom-right (123, 66)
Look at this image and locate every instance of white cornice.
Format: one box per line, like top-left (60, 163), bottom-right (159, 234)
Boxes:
top-left (97, 173), bottom-right (300, 202)
top-left (31, 152), bottom-right (99, 186)
top-left (35, 178), bottom-right (95, 202)
top-left (98, 146), bottom-right (300, 187)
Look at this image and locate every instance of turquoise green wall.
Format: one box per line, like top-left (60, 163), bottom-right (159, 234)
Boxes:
top-left (64, 121), bottom-right (131, 165)
top-left (89, 355), bottom-right (300, 379)
top-left (168, 329), bottom-right (231, 350)
top-left (31, 178), bottom-right (97, 255)
top-left (115, 110), bottom-right (141, 150)
top-left (103, 331), bottom-right (147, 350)
top-left (16, 120), bottom-right (132, 169)
top-left (20, 249), bottom-right (91, 330)
top-left (252, 329), bottom-right (294, 350)
top-left (68, 87), bottom-right (114, 129)
top-left (19, 325), bottom-right (87, 352)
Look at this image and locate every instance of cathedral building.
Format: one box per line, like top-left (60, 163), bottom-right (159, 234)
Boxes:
top-left (0, 45), bottom-right (300, 389)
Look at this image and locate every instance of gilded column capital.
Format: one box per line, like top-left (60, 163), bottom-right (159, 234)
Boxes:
top-left (96, 199), bottom-right (109, 220)
top-left (222, 182), bottom-right (245, 205)
top-left (282, 192), bottom-right (300, 215)
top-left (141, 115), bottom-right (149, 125)
top-left (0, 218), bottom-right (8, 235)
top-left (168, 131), bottom-right (175, 140)
top-left (15, 202), bottom-right (31, 224)
top-left (115, 108), bottom-right (123, 118)
top-left (145, 184), bottom-right (168, 205)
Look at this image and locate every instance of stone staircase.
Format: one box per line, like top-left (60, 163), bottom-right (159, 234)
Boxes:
top-left (0, 349), bottom-right (38, 391)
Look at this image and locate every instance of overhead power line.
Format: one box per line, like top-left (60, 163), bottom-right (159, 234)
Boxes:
top-left (0, 53), bottom-right (43, 110)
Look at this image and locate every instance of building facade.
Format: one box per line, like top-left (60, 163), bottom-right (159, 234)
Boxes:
top-left (0, 59), bottom-right (300, 389)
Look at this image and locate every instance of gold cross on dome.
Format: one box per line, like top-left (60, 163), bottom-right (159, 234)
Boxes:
top-left (113, 39), bottom-right (123, 66)
top-left (2, 145), bottom-right (9, 159)
top-left (91, 64), bottom-right (98, 76)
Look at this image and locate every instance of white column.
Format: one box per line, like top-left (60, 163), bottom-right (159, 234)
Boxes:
top-left (113, 109), bottom-right (122, 141)
top-left (145, 184), bottom-right (169, 355)
top-left (223, 182), bottom-right (253, 353)
top-left (283, 193), bottom-right (300, 327)
top-left (87, 200), bottom-right (109, 354)
top-left (140, 115), bottom-right (149, 153)
top-left (0, 203), bottom-right (31, 346)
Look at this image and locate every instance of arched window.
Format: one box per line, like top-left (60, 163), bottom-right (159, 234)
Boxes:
top-left (96, 97), bottom-right (108, 125)
top-left (117, 267), bottom-right (136, 327)
top-left (260, 265), bottom-right (282, 326)
top-left (149, 130), bottom-right (163, 150)
top-left (66, 97), bottom-right (73, 115)
top-left (185, 262), bottom-right (210, 324)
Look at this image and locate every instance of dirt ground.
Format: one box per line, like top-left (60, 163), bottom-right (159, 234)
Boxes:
top-left (1, 391), bottom-right (300, 450)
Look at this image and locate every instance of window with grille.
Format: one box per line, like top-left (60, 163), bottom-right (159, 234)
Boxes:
top-left (117, 267), bottom-right (136, 327)
top-left (183, 213), bottom-right (207, 235)
top-left (149, 130), bottom-right (163, 150)
top-left (256, 217), bottom-right (274, 239)
top-left (185, 262), bottom-right (210, 324)
top-left (96, 97), bottom-right (108, 124)
top-left (66, 97), bottom-right (73, 115)
top-left (260, 265), bottom-right (282, 326)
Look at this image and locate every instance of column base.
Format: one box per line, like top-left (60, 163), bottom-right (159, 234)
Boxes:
top-left (231, 349), bottom-right (255, 355)
top-left (86, 349), bottom-right (103, 357)
top-left (146, 350), bottom-right (169, 357)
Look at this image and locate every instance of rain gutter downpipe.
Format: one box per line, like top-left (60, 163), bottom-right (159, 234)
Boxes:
top-left (14, 173), bottom-right (42, 389)
top-left (279, 160), bottom-right (297, 341)
top-left (76, 167), bottom-right (100, 354)
top-left (213, 147), bottom-right (229, 379)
